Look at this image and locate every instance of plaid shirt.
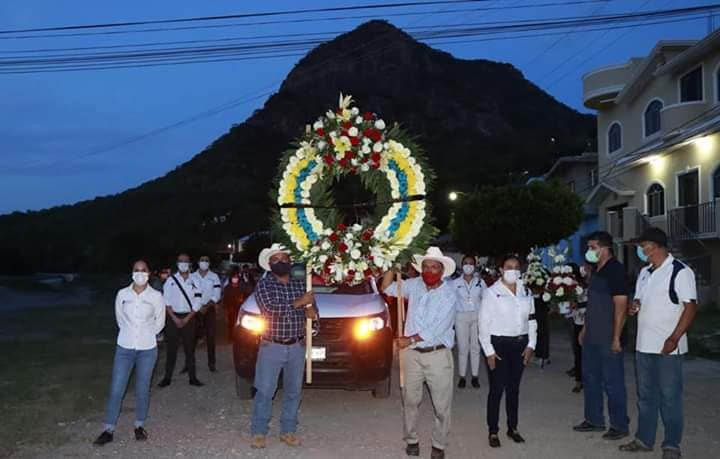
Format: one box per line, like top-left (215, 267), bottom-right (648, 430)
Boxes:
top-left (254, 274), bottom-right (319, 341)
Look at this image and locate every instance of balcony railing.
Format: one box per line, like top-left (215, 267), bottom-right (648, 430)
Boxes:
top-left (668, 201), bottom-right (718, 240)
top-left (682, 253), bottom-right (713, 287)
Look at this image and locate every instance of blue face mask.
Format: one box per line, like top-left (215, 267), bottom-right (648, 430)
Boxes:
top-left (636, 245), bottom-right (649, 263)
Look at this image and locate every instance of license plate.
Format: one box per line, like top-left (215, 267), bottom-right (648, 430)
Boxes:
top-left (310, 346), bottom-right (326, 361)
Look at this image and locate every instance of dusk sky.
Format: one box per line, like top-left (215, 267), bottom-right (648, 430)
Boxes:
top-left (1, 0), bottom-right (717, 215)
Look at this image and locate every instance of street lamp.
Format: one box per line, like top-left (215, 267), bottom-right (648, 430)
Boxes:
top-left (448, 191), bottom-right (459, 202)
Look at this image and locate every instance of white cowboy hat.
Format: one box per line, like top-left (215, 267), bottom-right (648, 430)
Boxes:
top-left (412, 246), bottom-right (456, 278)
top-left (258, 243), bottom-right (290, 272)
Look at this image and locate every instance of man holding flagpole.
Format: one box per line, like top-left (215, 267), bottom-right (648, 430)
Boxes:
top-left (382, 247), bottom-right (457, 459)
top-left (249, 244), bottom-right (319, 450)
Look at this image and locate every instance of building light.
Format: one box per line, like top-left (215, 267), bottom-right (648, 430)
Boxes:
top-left (693, 136), bottom-right (714, 157)
top-left (647, 155), bottom-right (664, 172)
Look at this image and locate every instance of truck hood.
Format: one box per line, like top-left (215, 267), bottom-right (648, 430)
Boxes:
top-left (241, 293), bottom-right (386, 318)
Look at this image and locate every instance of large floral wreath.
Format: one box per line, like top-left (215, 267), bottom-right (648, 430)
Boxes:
top-left (272, 94), bottom-right (436, 285)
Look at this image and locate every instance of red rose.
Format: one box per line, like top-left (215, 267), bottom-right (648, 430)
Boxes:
top-left (349, 167), bottom-right (358, 175)
top-left (342, 121), bottom-right (352, 129)
top-left (371, 152), bottom-right (381, 163)
top-left (323, 154), bottom-right (334, 165)
top-left (338, 243), bottom-right (348, 253)
top-left (344, 151), bottom-right (355, 159)
top-left (347, 270), bottom-right (356, 277)
top-left (350, 136), bottom-right (360, 146)
top-left (315, 128), bottom-right (325, 137)
top-left (363, 268), bottom-right (374, 278)
top-left (339, 158), bottom-right (349, 168)
top-left (361, 229), bottom-right (373, 241)
top-left (329, 232), bottom-right (339, 242)
top-left (363, 112), bottom-right (375, 121)
top-left (337, 223), bottom-right (347, 231)
top-left (363, 128), bottom-right (382, 143)
top-left (370, 162), bottom-right (380, 169)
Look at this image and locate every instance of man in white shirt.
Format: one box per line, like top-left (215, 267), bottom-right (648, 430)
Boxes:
top-left (620, 228), bottom-right (697, 459)
top-left (382, 247), bottom-right (457, 459)
top-left (192, 256), bottom-right (222, 372)
top-left (158, 253), bottom-right (204, 387)
top-left (451, 255), bottom-right (486, 389)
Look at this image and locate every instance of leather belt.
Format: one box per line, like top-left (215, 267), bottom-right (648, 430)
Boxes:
top-left (491, 334), bottom-right (528, 341)
top-left (264, 336), bottom-right (305, 345)
top-left (413, 344), bottom-right (447, 353)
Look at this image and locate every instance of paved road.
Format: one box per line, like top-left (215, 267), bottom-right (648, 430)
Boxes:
top-left (16, 335), bottom-right (720, 458)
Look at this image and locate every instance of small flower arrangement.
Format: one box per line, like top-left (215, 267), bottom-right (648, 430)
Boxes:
top-left (541, 246), bottom-right (584, 313)
top-left (522, 247), bottom-right (549, 298)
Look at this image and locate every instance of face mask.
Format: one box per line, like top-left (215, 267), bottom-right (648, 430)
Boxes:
top-left (636, 246), bottom-right (649, 263)
top-left (585, 249), bottom-right (599, 264)
top-left (270, 261), bottom-right (292, 275)
top-left (502, 269), bottom-right (520, 284)
top-left (462, 264), bottom-right (475, 275)
top-left (177, 262), bottom-right (190, 273)
top-left (422, 271), bottom-right (443, 286)
top-left (132, 272), bottom-right (149, 286)
top-left (231, 277), bottom-right (240, 285)
top-left (198, 261), bottom-right (210, 271)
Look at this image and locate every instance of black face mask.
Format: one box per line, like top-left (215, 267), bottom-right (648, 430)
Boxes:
top-left (270, 262), bottom-right (292, 276)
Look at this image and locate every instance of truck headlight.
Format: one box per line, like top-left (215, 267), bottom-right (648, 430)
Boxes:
top-left (240, 314), bottom-right (266, 334)
top-left (354, 317), bottom-right (384, 340)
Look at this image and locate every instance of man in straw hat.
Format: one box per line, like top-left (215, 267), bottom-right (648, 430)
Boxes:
top-left (249, 243), bottom-right (319, 449)
top-left (382, 246), bottom-right (457, 459)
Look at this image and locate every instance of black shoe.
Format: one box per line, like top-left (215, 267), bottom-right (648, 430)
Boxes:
top-left (489, 434), bottom-right (501, 448)
top-left (93, 430), bottom-right (113, 446)
top-left (603, 428), bottom-right (629, 441)
top-left (134, 427), bottom-right (148, 441)
top-left (573, 421), bottom-right (605, 432)
top-left (405, 442), bottom-right (420, 456)
top-left (430, 446), bottom-right (445, 459)
top-left (157, 378), bottom-right (171, 388)
top-left (180, 366), bottom-right (188, 374)
top-left (457, 377), bottom-right (466, 388)
top-left (189, 378), bottom-right (204, 387)
top-left (507, 430), bottom-right (525, 443)
top-left (209, 364), bottom-right (217, 372)
top-left (471, 376), bottom-right (480, 388)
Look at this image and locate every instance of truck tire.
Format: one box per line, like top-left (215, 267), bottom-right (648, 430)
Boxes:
top-left (235, 373), bottom-right (254, 399)
top-left (372, 375), bottom-right (391, 398)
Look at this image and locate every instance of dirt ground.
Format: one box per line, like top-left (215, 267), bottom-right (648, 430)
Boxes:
top-left (14, 335), bottom-right (720, 459)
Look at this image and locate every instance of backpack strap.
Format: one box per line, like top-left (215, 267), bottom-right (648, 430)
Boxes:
top-left (668, 260), bottom-right (685, 305)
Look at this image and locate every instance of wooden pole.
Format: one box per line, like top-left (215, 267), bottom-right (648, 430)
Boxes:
top-left (305, 268), bottom-right (313, 384)
top-left (397, 272), bottom-right (405, 389)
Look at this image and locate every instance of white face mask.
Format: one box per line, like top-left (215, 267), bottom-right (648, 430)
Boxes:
top-left (177, 262), bottom-right (190, 273)
top-left (462, 264), bottom-right (475, 275)
top-left (198, 261), bottom-right (210, 271)
top-left (502, 269), bottom-right (521, 285)
top-left (132, 272), bottom-right (149, 286)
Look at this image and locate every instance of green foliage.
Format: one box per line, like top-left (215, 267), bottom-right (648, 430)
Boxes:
top-left (450, 180), bottom-right (583, 257)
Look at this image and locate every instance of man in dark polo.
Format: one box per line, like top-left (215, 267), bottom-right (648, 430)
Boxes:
top-left (573, 231), bottom-right (630, 441)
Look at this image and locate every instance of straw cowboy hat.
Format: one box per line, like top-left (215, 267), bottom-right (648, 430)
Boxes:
top-left (258, 243), bottom-right (290, 272)
top-left (412, 246), bottom-right (456, 278)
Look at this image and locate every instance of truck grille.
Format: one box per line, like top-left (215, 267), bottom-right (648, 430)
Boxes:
top-left (316, 318), bottom-right (351, 343)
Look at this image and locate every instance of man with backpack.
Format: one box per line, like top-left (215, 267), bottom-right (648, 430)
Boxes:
top-left (157, 253), bottom-right (204, 388)
top-left (620, 227), bottom-right (698, 459)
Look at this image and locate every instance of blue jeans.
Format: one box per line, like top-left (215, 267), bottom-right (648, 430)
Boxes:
top-left (635, 352), bottom-right (683, 450)
top-left (582, 343), bottom-right (629, 432)
top-left (250, 340), bottom-right (306, 435)
top-left (103, 346), bottom-right (158, 431)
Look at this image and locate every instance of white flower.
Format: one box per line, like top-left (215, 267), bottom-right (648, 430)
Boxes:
top-left (373, 142), bottom-right (383, 153)
top-left (352, 223), bottom-right (362, 231)
top-left (553, 266), bottom-right (561, 274)
top-left (554, 255), bottom-right (564, 263)
top-left (542, 292), bottom-right (552, 302)
top-left (563, 277), bottom-right (574, 286)
top-left (313, 120), bottom-right (324, 130)
top-left (360, 163), bottom-right (370, 172)
top-left (321, 241), bottom-right (331, 251)
top-left (351, 249), bottom-right (361, 260)
top-left (562, 266), bottom-right (572, 274)
top-left (317, 140), bottom-right (327, 151)
top-left (351, 107), bottom-right (359, 116)
top-left (556, 287), bottom-right (565, 297)
top-left (348, 126), bottom-right (359, 137)
top-left (361, 145), bottom-right (371, 154)
top-left (311, 246), bottom-right (320, 253)
top-left (326, 110), bottom-right (335, 120)
top-left (536, 278), bottom-right (544, 286)
top-left (553, 276), bottom-right (563, 286)
top-left (319, 254), bottom-right (328, 263)
top-left (375, 119), bottom-right (386, 130)
top-left (575, 286), bottom-right (584, 296)
top-left (355, 116), bottom-right (364, 124)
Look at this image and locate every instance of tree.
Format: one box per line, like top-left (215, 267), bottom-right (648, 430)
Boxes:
top-left (450, 180), bottom-right (583, 258)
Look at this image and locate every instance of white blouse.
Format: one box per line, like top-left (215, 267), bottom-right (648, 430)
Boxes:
top-left (115, 284), bottom-right (166, 350)
top-left (478, 280), bottom-right (538, 356)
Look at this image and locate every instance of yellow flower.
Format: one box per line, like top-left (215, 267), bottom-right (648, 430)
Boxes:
top-left (334, 136), bottom-right (352, 155)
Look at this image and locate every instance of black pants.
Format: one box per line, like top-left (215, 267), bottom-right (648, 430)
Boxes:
top-left (572, 323), bottom-right (583, 383)
top-left (203, 306), bottom-right (216, 366)
top-left (486, 335), bottom-right (528, 434)
top-left (534, 300), bottom-right (550, 359)
top-left (164, 313), bottom-right (197, 380)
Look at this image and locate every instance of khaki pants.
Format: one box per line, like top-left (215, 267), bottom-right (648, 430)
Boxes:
top-left (455, 311), bottom-right (480, 377)
top-left (401, 347), bottom-right (454, 450)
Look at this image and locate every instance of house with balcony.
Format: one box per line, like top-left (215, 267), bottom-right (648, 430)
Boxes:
top-left (583, 29), bottom-right (720, 301)
top-left (530, 152), bottom-right (599, 266)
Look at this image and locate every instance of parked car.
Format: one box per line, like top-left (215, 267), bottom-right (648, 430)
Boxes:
top-left (233, 270), bottom-right (393, 399)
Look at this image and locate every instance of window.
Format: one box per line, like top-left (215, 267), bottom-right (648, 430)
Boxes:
top-left (644, 100), bottom-right (663, 136)
top-left (714, 167), bottom-right (720, 199)
top-left (608, 122), bottom-right (622, 153)
top-left (680, 66), bottom-right (702, 102)
top-left (646, 183), bottom-right (665, 217)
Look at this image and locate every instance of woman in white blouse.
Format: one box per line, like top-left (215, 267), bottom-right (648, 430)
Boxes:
top-left (479, 254), bottom-right (538, 448)
top-left (94, 260), bottom-right (166, 447)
